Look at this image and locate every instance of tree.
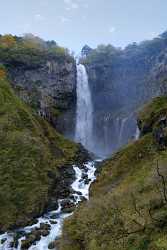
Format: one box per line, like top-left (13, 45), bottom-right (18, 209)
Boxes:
top-left (0, 65), bottom-right (6, 79)
top-left (22, 33), bottom-right (45, 50)
top-left (0, 34), bottom-right (16, 48)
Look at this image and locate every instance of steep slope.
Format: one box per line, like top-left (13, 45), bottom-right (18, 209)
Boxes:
top-left (61, 96), bottom-right (167, 250)
top-left (0, 73), bottom-right (84, 232)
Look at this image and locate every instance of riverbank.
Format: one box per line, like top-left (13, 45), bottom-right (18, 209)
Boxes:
top-left (0, 160), bottom-right (101, 250)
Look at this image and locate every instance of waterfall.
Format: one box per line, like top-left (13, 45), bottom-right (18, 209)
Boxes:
top-left (135, 126), bottom-right (140, 140)
top-left (118, 117), bottom-right (128, 145)
top-left (75, 64), bottom-right (93, 151)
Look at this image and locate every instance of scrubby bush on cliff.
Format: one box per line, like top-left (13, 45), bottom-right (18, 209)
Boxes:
top-left (0, 34), bottom-right (17, 48)
top-left (82, 31), bottom-right (167, 67)
top-left (81, 44), bottom-right (121, 65)
top-left (0, 34), bottom-right (73, 69)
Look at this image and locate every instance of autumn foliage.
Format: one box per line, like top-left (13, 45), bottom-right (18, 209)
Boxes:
top-left (0, 34), bottom-right (16, 48)
top-left (0, 68), bottom-right (6, 79)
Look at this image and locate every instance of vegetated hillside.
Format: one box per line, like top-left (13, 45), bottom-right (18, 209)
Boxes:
top-left (0, 34), bottom-right (76, 138)
top-left (0, 69), bottom-right (83, 232)
top-left (61, 96), bottom-right (167, 250)
top-left (81, 32), bottom-right (167, 157)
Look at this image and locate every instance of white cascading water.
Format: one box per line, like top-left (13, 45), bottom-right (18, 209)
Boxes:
top-left (75, 64), bottom-right (93, 151)
top-left (118, 117), bottom-right (128, 146)
top-left (135, 126), bottom-right (140, 140)
top-left (0, 161), bottom-right (98, 250)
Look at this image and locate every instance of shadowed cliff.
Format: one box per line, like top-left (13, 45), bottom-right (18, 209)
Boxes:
top-left (80, 32), bottom-right (167, 157)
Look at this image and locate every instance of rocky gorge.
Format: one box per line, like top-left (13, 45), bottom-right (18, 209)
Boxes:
top-left (0, 32), bottom-right (167, 250)
top-left (81, 33), bottom-right (167, 157)
top-left (2, 33), bottom-right (167, 158)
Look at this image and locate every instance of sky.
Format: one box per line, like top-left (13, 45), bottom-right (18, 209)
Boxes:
top-left (0, 0), bottom-right (167, 52)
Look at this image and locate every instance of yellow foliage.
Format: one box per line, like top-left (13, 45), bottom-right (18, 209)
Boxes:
top-left (0, 69), bottom-right (6, 79)
top-left (0, 34), bottom-right (16, 48)
top-left (22, 39), bottom-right (39, 49)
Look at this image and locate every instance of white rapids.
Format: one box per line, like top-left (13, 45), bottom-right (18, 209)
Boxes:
top-left (0, 161), bottom-right (99, 250)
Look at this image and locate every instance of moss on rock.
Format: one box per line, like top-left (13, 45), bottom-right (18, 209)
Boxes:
top-left (138, 96), bottom-right (167, 135)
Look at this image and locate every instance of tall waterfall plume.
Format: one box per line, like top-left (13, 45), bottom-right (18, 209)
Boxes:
top-left (75, 64), bottom-right (93, 151)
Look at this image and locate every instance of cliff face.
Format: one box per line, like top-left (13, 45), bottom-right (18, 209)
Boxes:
top-left (0, 35), bottom-right (77, 139)
top-left (11, 59), bottom-right (76, 138)
top-left (81, 36), bottom-right (167, 157)
top-left (61, 96), bottom-right (167, 250)
top-left (10, 60), bottom-right (76, 109)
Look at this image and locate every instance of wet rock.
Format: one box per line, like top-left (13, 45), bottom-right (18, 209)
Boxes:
top-left (69, 194), bottom-right (76, 201)
top-left (80, 196), bottom-right (87, 202)
top-left (49, 220), bottom-right (58, 225)
top-left (61, 206), bottom-right (75, 213)
top-left (1, 238), bottom-right (7, 244)
top-left (48, 238), bottom-right (61, 250)
top-left (50, 214), bottom-right (59, 220)
top-left (13, 231), bottom-right (25, 248)
top-left (27, 218), bottom-right (38, 226)
top-left (10, 241), bottom-right (14, 248)
top-left (21, 236), bottom-right (33, 248)
top-left (47, 199), bottom-right (59, 212)
top-left (30, 229), bottom-right (41, 242)
top-left (52, 165), bottom-right (76, 200)
top-left (84, 178), bottom-right (90, 185)
top-left (41, 230), bottom-right (50, 237)
top-left (60, 199), bottom-right (75, 213)
top-left (69, 187), bottom-right (75, 193)
top-left (82, 173), bottom-right (88, 180)
top-left (21, 223), bottom-right (51, 249)
top-left (54, 238), bottom-right (61, 249)
top-left (60, 199), bottom-right (74, 209)
top-left (75, 144), bottom-right (91, 164)
top-left (21, 234), bottom-right (37, 250)
top-left (84, 167), bottom-right (89, 173)
top-left (39, 223), bottom-right (51, 231)
top-left (74, 191), bottom-right (82, 196)
top-left (48, 241), bottom-right (56, 249)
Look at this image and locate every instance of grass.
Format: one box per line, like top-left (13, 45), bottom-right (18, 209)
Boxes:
top-left (61, 97), bottom-right (167, 250)
top-left (138, 96), bottom-right (167, 134)
top-left (0, 78), bottom-right (78, 231)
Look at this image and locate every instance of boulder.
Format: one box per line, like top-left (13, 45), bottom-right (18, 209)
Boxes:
top-left (50, 220), bottom-right (58, 225)
top-left (1, 238), bottom-right (7, 244)
top-left (48, 241), bottom-right (56, 249)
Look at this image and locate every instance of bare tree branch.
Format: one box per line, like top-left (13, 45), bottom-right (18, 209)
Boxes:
top-left (156, 160), bottom-right (167, 202)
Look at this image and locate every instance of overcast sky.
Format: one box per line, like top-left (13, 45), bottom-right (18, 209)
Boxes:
top-left (0, 0), bottom-right (167, 52)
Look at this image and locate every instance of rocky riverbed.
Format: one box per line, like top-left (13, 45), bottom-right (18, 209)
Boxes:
top-left (0, 160), bottom-right (100, 250)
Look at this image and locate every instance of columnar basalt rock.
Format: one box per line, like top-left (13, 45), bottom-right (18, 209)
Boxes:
top-left (81, 35), bottom-right (167, 157)
top-left (8, 59), bottom-right (77, 137)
